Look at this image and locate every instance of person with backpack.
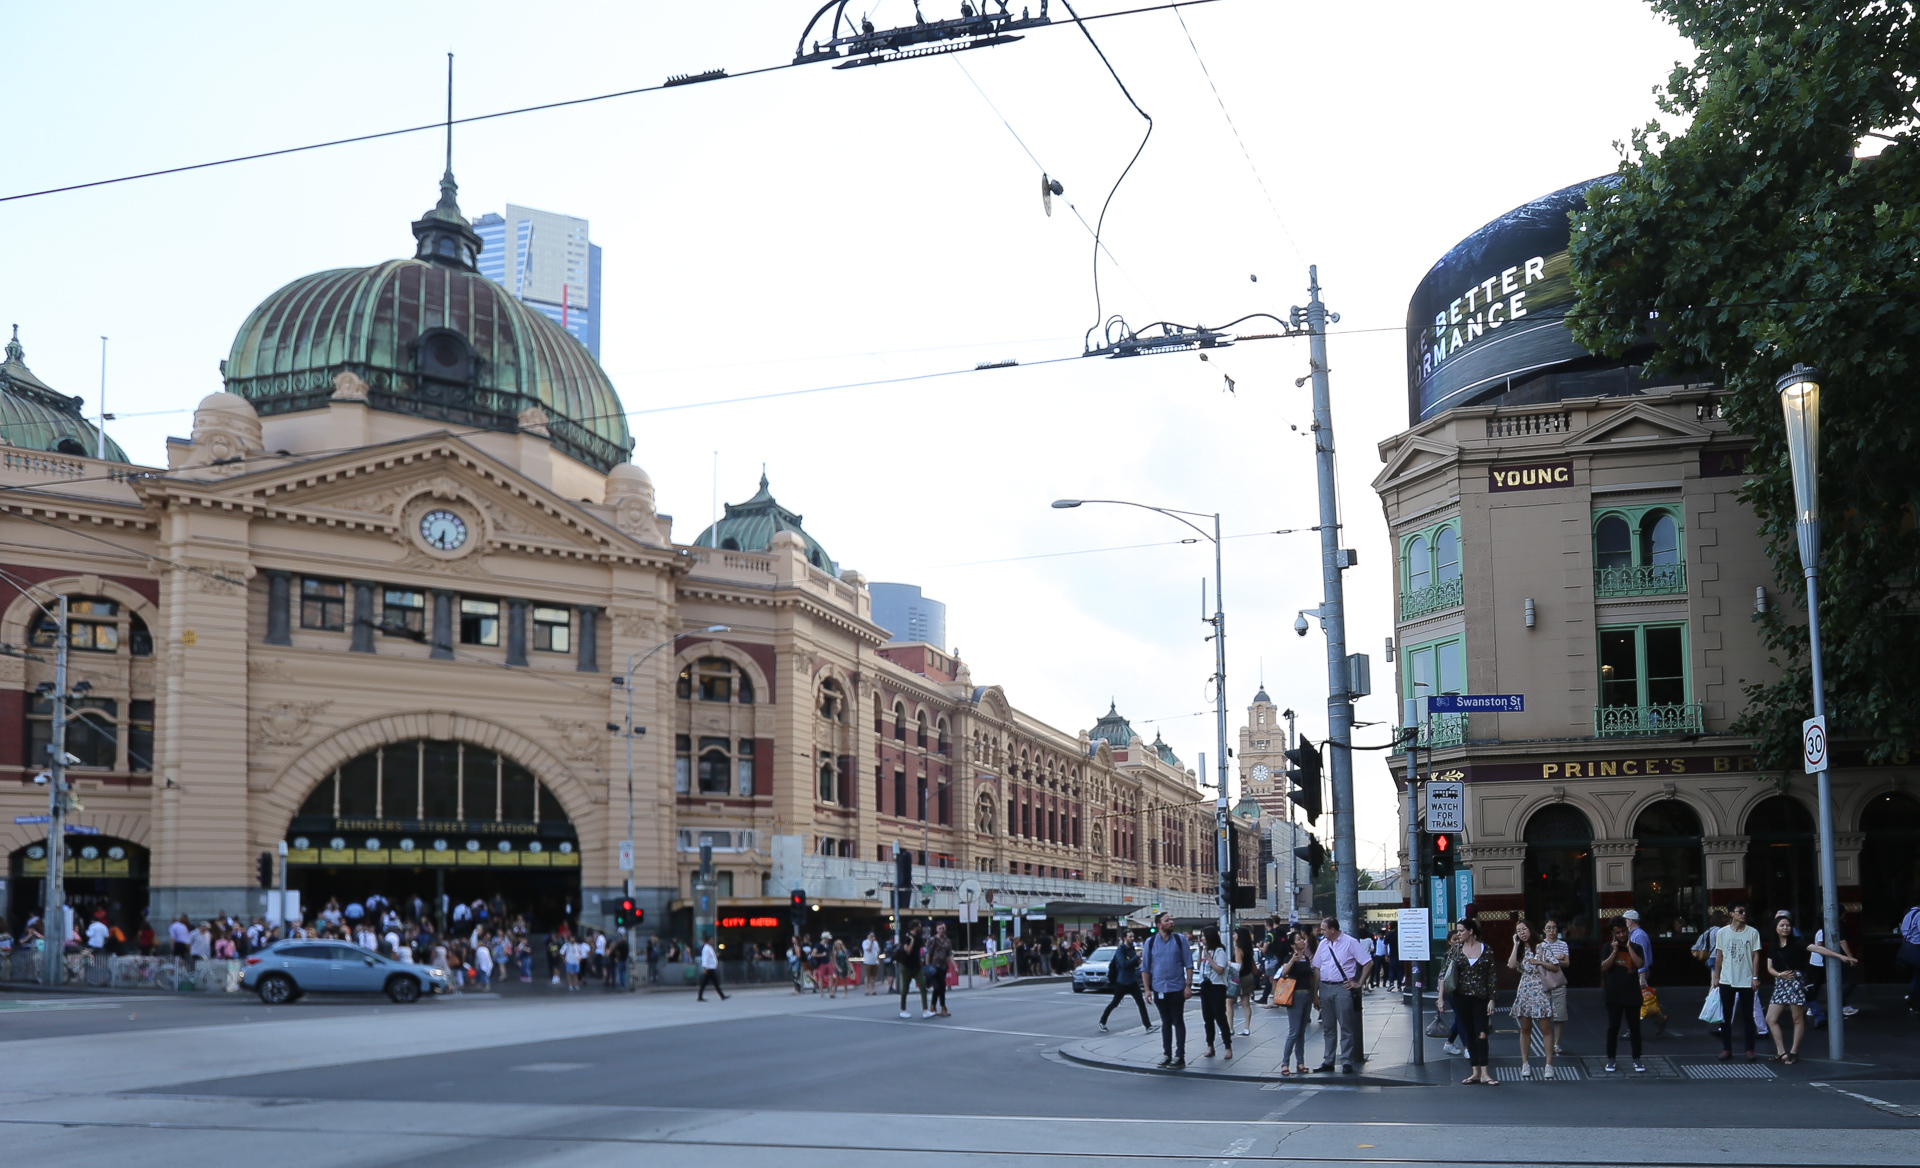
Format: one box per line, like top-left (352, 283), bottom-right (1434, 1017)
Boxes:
top-left (1098, 931), bottom-right (1153, 1033)
top-left (1143, 913), bottom-right (1193, 1068)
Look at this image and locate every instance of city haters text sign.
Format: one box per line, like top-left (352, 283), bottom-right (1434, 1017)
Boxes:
top-left (1489, 460), bottom-right (1573, 492)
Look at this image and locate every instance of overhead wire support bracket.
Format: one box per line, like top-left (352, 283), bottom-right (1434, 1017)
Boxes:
top-left (794, 0), bottom-right (1052, 69)
top-left (1084, 312), bottom-right (1297, 359)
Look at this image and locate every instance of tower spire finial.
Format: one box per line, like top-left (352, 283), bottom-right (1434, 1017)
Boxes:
top-left (445, 51), bottom-right (454, 177)
top-left (411, 51), bottom-right (482, 271)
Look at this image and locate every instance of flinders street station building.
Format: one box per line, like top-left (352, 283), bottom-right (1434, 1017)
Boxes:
top-left (0, 172), bottom-right (1222, 946)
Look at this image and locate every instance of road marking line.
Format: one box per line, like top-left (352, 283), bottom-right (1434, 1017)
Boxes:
top-left (1260, 1088), bottom-right (1321, 1118)
top-left (802, 1014), bottom-right (1079, 1039)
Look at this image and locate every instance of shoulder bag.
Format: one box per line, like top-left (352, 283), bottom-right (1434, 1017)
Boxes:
top-left (1535, 945), bottom-right (1568, 991)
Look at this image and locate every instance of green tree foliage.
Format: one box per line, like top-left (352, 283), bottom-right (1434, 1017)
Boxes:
top-left (1567, 3), bottom-right (1920, 767)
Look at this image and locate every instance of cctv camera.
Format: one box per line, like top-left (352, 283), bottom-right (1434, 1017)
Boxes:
top-left (1294, 615), bottom-right (1310, 637)
top-left (32, 770), bottom-right (50, 785)
top-left (60, 752), bottom-right (82, 766)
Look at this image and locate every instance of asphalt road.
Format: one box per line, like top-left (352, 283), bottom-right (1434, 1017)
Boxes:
top-left (0, 980), bottom-right (1914, 1166)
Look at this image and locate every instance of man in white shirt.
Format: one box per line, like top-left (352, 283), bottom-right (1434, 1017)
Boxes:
top-left (1311, 917), bottom-right (1372, 1074)
top-left (697, 934), bottom-right (728, 1001)
top-left (1709, 902), bottom-right (1761, 1058)
top-left (473, 939), bottom-right (494, 990)
top-left (861, 932), bottom-right (882, 995)
top-left (168, 916), bottom-right (192, 960)
top-left (85, 916), bottom-right (110, 953)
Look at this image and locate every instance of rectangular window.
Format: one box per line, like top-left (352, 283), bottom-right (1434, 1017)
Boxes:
top-left (875, 765), bottom-right (884, 811)
top-left (382, 589), bottom-right (425, 638)
top-left (697, 736), bottom-right (731, 794)
top-left (938, 780), bottom-right (950, 826)
top-left (675, 734), bottom-right (691, 794)
top-left (459, 597), bottom-right (501, 646)
top-left (916, 774), bottom-right (928, 822)
top-left (737, 738), bottom-right (755, 797)
top-left (1599, 623), bottom-right (1689, 710)
top-left (300, 578), bottom-right (346, 631)
top-left (128, 699), bottom-right (154, 772)
top-left (32, 599), bottom-right (121, 652)
top-left (1401, 635), bottom-right (1466, 746)
top-left (894, 769), bottom-right (907, 817)
top-left (27, 696), bottom-right (118, 769)
top-left (716, 870), bottom-right (734, 898)
top-left (532, 605), bottom-right (571, 652)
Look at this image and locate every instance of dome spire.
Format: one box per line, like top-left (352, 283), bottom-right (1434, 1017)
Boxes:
top-left (5, 324), bottom-right (21, 365)
top-left (411, 53), bottom-right (482, 271)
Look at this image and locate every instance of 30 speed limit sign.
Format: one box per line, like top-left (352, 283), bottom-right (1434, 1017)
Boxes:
top-left (1803, 715), bottom-right (1828, 774)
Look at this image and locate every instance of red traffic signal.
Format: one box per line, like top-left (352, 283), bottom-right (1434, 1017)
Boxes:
top-left (614, 898), bottom-right (640, 927)
top-left (1435, 834), bottom-right (1450, 852)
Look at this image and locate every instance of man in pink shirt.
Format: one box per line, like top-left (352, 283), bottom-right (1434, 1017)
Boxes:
top-left (1310, 917), bottom-right (1372, 1073)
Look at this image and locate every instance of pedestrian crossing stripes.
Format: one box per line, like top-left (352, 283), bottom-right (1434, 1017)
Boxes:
top-left (1679, 1062), bottom-right (1776, 1079)
top-left (1492, 1064), bottom-right (1584, 1081)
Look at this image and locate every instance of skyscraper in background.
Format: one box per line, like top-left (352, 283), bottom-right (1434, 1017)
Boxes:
top-left (472, 203), bottom-right (603, 358)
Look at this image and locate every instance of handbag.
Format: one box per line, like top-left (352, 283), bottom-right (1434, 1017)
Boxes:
top-left (1537, 948), bottom-right (1568, 992)
top-left (1442, 953), bottom-right (1459, 993)
top-left (1273, 976), bottom-right (1297, 1007)
top-left (1698, 990), bottom-right (1724, 1024)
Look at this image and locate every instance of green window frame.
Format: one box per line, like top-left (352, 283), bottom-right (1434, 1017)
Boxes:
top-left (1592, 504), bottom-right (1685, 597)
top-left (1401, 635), bottom-right (1466, 747)
top-left (1595, 621), bottom-right (1700, 736)
top-left (1400, 518), bottom-right (1463, 619)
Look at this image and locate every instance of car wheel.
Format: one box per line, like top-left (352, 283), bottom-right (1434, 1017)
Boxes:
top-left (1073, 983), bottom-right (1085, 993)
top-left (386, 975), bottom-right (421, 1004)
top-left (257, 974), bottom-right (295, 1005)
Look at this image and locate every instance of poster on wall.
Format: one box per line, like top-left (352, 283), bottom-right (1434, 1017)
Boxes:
top-left (1455, 870), bottom-right (1474, 918)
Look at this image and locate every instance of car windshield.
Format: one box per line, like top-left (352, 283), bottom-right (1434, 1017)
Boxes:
top-left (1090, 947), bottom-right (1117, 963)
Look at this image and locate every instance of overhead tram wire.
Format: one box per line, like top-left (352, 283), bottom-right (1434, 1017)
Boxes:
top-left (1058, 0), bottom-right (1154, 351)
top-left (1171, 5), bottom-right (1305, 265)
top-left (0, 0), bottom-right (1223, 206)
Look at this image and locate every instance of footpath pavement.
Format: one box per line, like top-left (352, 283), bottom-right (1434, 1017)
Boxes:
top-left (1062, 981), bottom-right (1920, 1086)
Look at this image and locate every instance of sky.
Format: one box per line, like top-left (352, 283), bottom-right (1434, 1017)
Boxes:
top-left (2, 1), bottom-right (1696, 870)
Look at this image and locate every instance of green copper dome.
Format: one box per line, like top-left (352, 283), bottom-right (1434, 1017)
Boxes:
top-left (692, 473), bottom-right (836, 572)
top-left (220, 175), bottom-right (631, 473)
top-left (1090, 702), bottom-right (1136, 750)
top-left (0, 327), bottom-right (128, 462)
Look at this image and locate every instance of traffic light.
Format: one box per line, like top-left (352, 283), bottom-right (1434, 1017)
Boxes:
top-left (789, 889), bottom-right (808, 930)
top-left (1428, 831), bottom-right (1455, 879)
top-left (894, 847), bottom-right (913, 908)
top-left (1294, 833), bottom-right (1326, 880)
top-left (256, 851), bottom-right (274, 890)
top-left (1226, 822), bottom-right (1256, 909)
top-left (614, 898), bottom-right (639, 928)
top-left (1284, 738), bottom-right (1323, 823)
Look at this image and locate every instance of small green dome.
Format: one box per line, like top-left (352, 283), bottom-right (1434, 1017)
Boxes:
top-left (220, 175), bottom-right (632, 473)
top-left (1090, 702), bottom-right (1136, 750)
top-left (692, 473), bottom-right (835, 571)
top-left (0, 327), bottom-right (128, 462)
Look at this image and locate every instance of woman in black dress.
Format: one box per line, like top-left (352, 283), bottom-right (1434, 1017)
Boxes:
top-left (1599, 917), bottom-right (1645, 1074)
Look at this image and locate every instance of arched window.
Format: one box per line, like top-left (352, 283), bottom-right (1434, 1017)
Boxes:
top-left (874, 693), bottom-right (884, 734)
top-left (1745, 795), bottom-right (1815, 926)
top-left (1434, 525), bottom-right (1460, 584)
top-left (294, 739), bottom-right (563, 824)
top-left (1406, 534), bottom-right (1431, 593)
top-left (819, 753), bottom-right (838, 804)
top-left (1594, 507), bottom-right (1685, 596)
top-left (1633, 799), bottom-right (1704, 937)
top-left (819, 679), bottom-right (846, 722)
top-left (893, 703), bottom-right (907, 742)
top-left (1400, 521), bottom-right (1463, 619)
top-left (916, 712), bottom-right (929, 749)
top-left (680, 657), bottom-right (751, 703)
top-left (1523, 803), bottom-right (1595, 939)
top-left (1860, 792), bottom-right (1920, 936)
top-left (697, 738), bottom-right (732, 795)
top-left (936, 717), bottom-right (951, 756)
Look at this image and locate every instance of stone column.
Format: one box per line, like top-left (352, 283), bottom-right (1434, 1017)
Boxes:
top-left (1594, 838), bottom-right (1638, 916)
top-left (505, 598), bottom-right (528, 667)
top-left (1703, 835), bottom-right (1750, 906)
top-left (350, 580), bottom-right (376, 653)
top-left (430, 590), bottom-right (454, 660)
top-left (264, 570), bottom-right (291, 645)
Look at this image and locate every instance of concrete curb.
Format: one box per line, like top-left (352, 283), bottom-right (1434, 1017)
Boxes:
top-left (1056, 1037), bottom-right (1430, 1087)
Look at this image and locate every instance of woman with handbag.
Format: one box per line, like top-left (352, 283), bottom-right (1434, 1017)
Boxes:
top-left (1276, 929), bottom-right (1314, 1076)
top-left (1199, 924), bottom-right (1236, 1060)
top-left (1507, 918), bottom-right (1557, 1078)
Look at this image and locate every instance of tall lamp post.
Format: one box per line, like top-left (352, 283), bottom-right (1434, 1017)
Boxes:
top-left (1053, 498), bottom-right (1232, 940)
top-left (620, 623), bottom-right (728, 990)
top-left (1777, 364), bottom-right (1843, 1060)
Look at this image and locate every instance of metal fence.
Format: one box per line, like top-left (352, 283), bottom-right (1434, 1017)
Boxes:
top-left (0, 950), bottom-right (243, 992)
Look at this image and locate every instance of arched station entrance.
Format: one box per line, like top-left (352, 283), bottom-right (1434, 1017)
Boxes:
top-left (8, 836), bottom-right (149, 939)
top-left (286, 738), bottom-right (581, 931)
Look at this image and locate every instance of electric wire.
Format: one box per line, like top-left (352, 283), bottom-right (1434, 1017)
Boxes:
top-left (1171, 5), bottom-right (1305, 265)
top-left (1059, 0), bottom-right (1154, 351)
top-left (0, 0), bottom-right (1224, 206)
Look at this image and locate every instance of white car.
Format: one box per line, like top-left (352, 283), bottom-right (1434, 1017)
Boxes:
top-left (1071, 946), bottom-right (1118, 993)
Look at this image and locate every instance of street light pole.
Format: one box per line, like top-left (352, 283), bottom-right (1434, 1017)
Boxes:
top-left (44, 595), bottom-right (70, 987)
top-left (1051, 498), bottom-right (1231, 940)
top-left (622, 624), bottom-right (728, 991)
top-left (1777, 364), bottom-right (1843, 1061)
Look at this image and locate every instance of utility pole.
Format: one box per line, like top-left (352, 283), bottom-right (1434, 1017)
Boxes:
top-left (1403, 696), bottom-right (1423, 1065)
top-left (43, 596), bottom-right (70, 987)
top-left (1208, 509), bottom-right (1232, 944)
top-left (1300, 266), bottom-right (1358, 934)
top-left (1283, 708), bottom-right (1297, 924)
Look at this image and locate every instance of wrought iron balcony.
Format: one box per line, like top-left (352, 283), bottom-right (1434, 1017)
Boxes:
top-left (1400, 576), bottom-right (1464, 620)
top-left (1594, 702), bottom-right (1704, 737)
top-left (1389, 713), bottom-right (1468, 755)
top-left (1594, 562), bottom-right (1686, 598)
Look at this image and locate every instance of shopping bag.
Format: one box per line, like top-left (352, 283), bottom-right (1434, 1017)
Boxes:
top-left (1697, 992), bottom-right (1724, 1025)
top-left (1425, 1012), bottom-right (1452, 1038)
top-left (1273, 977), bottom-right (1297, 1007)
top-left (1640, 987), bottom-right (1662, 1019)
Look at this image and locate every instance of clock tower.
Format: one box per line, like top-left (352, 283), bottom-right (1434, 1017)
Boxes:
top-left (1238, 688), bottom-right (1292, 821)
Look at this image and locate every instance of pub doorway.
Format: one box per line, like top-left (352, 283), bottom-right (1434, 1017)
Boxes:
top-left (8, 836), bottom-right (149, 940)
top-left (1523, 803), bottom-right (1597, 940)
top-left (1745, 795), bottom-right (1816, 927)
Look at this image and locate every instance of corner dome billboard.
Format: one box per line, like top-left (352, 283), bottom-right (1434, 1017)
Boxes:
top-left (1406, 177), bottom-right (1612, 425)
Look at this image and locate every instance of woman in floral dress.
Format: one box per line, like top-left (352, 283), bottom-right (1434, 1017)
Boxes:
top-left (1507, 918), bottom-right (1557, 1078)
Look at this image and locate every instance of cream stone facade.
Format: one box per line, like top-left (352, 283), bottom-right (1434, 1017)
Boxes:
top-left (0, 176), bottom-right (1222, 946)
top-left (1374, 386), bottom-right (1920, 979)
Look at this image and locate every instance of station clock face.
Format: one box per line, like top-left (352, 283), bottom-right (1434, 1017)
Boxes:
top-left (1252, 764), bottom-right (1272, 784)
top-left (420, 509), bottom-right (468, 551)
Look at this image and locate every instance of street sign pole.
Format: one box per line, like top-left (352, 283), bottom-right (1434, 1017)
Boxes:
top-left (1403, 696), bottom-right (1423, 1065)
top-left (43, 596), bottom-right (70, 987)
